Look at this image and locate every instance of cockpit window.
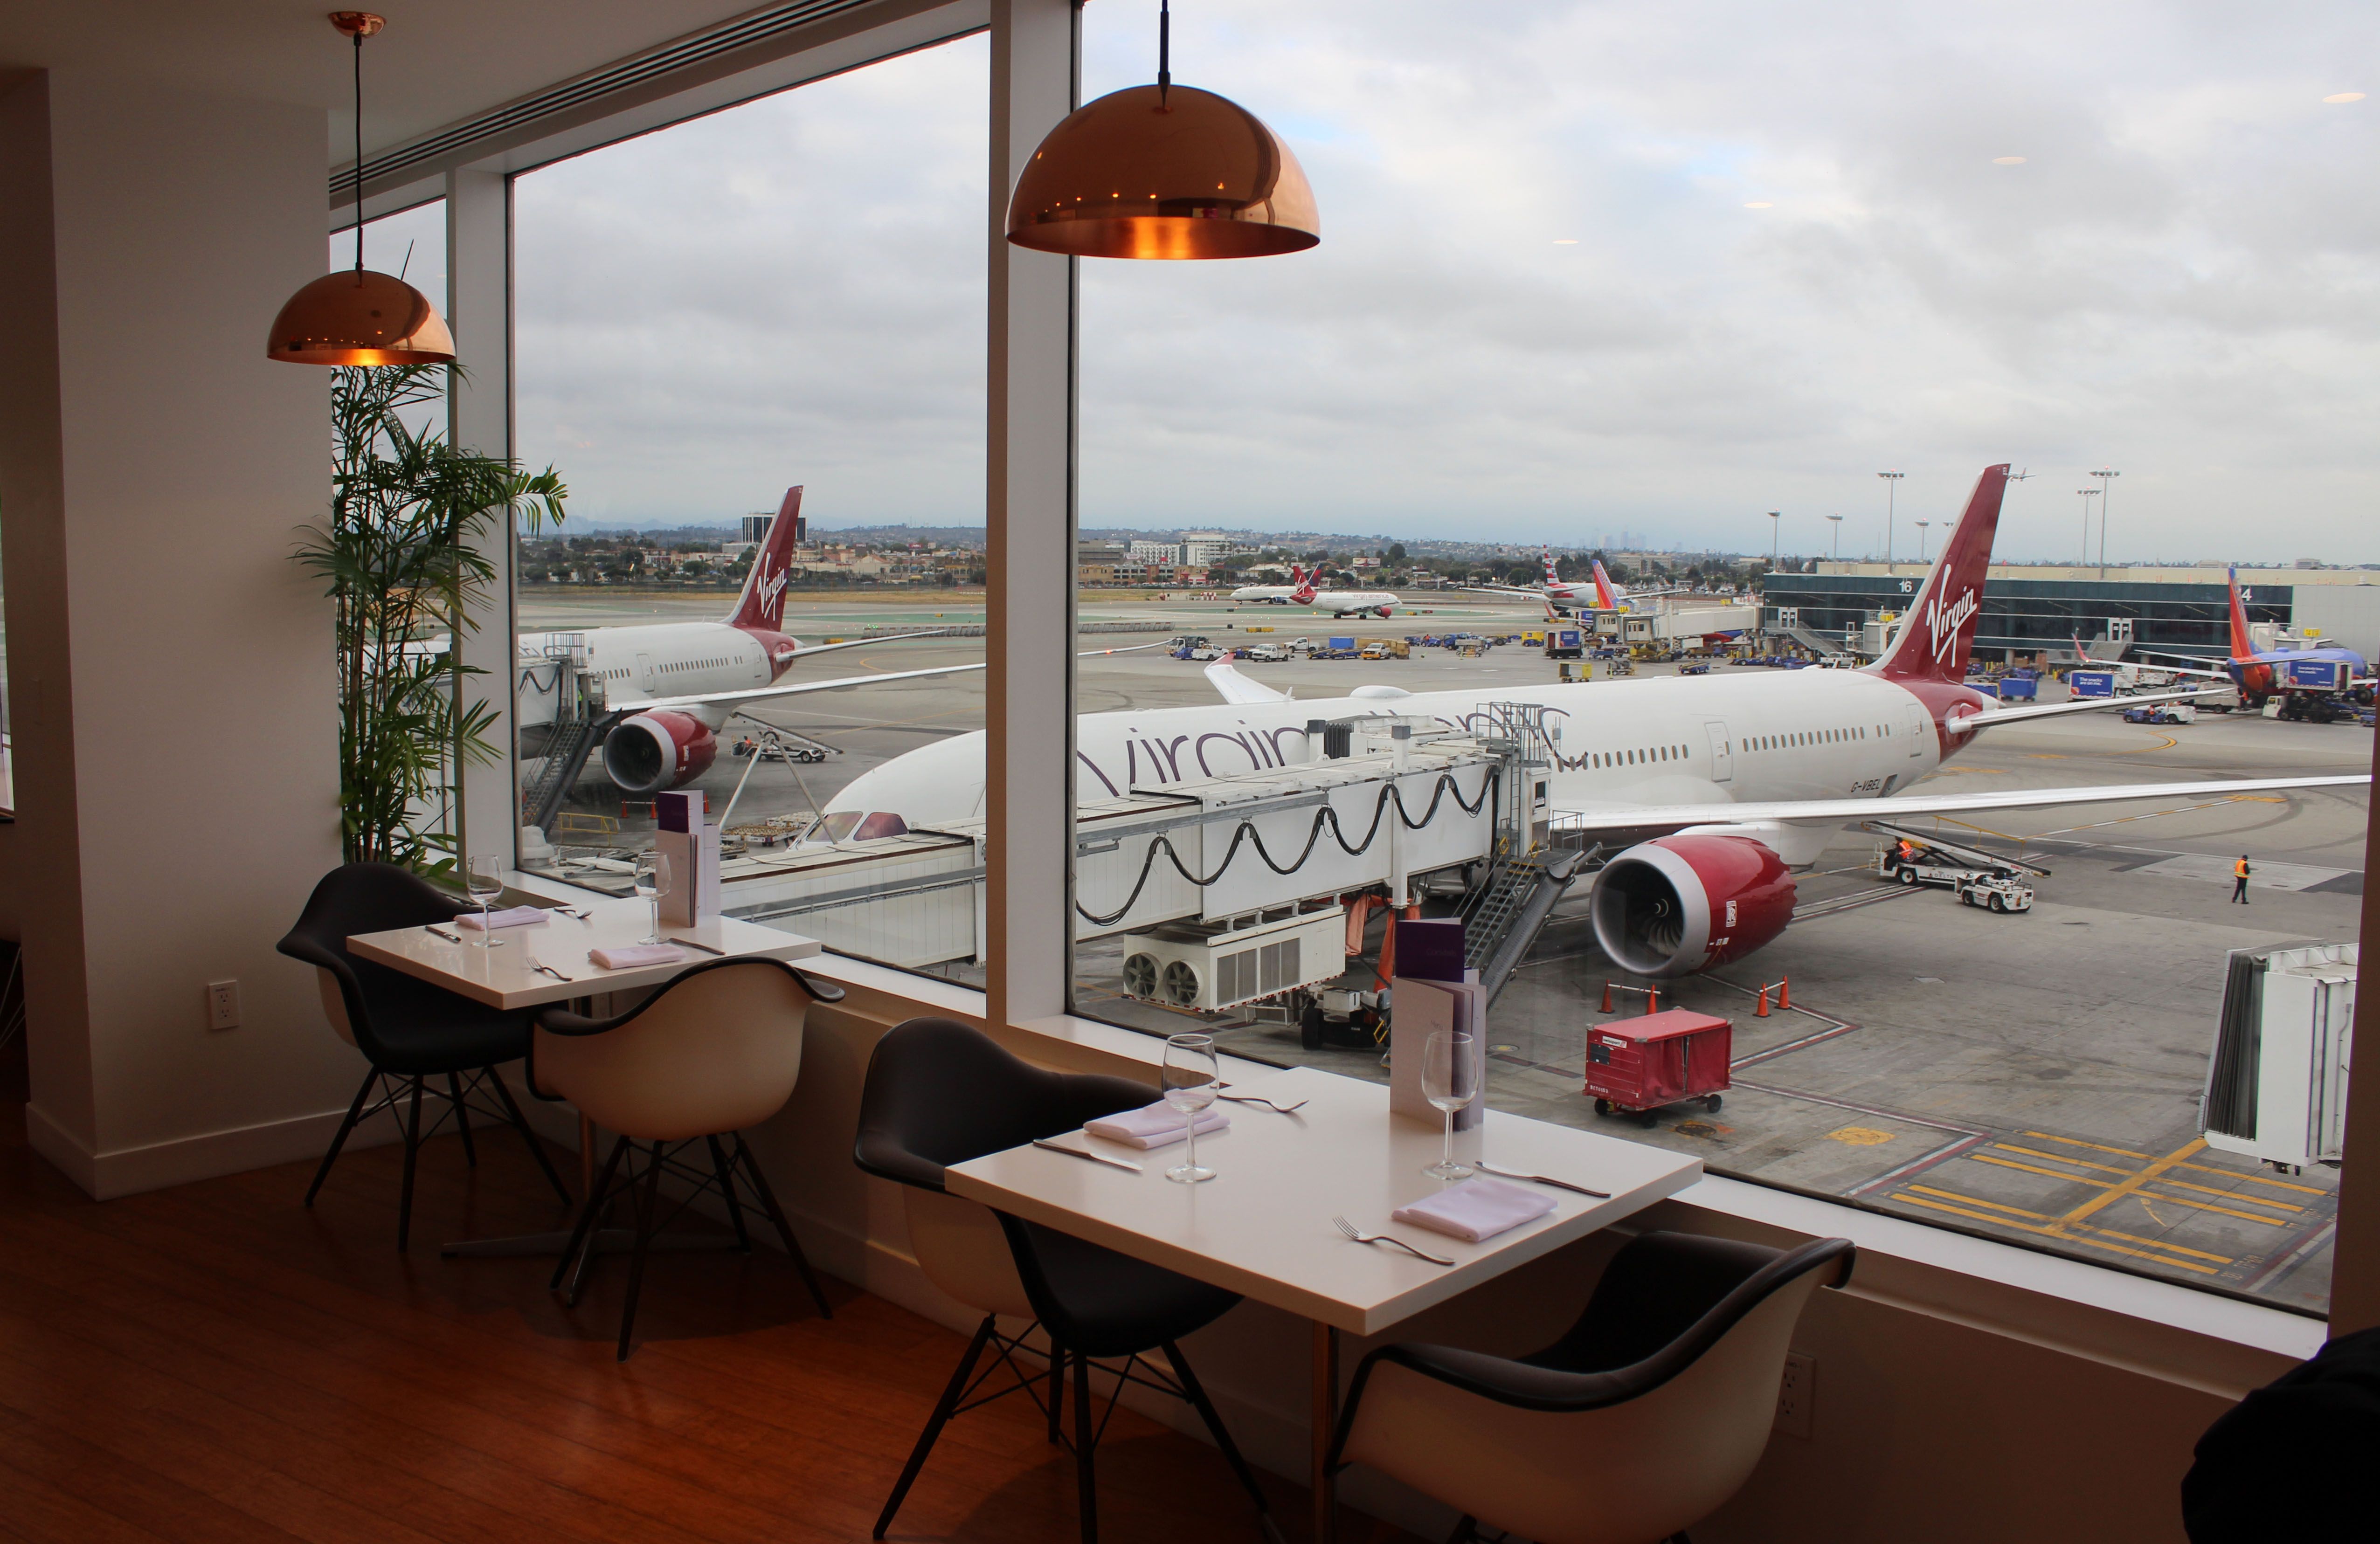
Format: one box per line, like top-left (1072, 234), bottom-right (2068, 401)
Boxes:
top-left (819, 810), bottom-right (863, 843)
top-left (852, 811), bottom-right (910, 841)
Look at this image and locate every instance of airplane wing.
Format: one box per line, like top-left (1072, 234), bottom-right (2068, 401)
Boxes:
top-left (2128, 648), bottom-right (2237, 679)
top-left (1459, 584), bottom-right (1546, 599)
top-left (1550, 773), bottom-right (2367, 840)
top-left (630, 641), bottom-right (1162, 715)
top-left (1205, 659), bottom-right (1289, 704)
top-left (784, 629), bottom-right (952, 661)
top-left (1945, 686), bottom-right (2221, 731)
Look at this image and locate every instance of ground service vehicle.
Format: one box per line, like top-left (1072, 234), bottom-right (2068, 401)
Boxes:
top-left (1583, 1009), bottom-right (1732, 1126)
top-left (1873, 822), bottom-right (2045, 913)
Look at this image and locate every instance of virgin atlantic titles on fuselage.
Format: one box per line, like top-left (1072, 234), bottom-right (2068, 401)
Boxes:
top-left (816, 466), bottom-right (2365, 979)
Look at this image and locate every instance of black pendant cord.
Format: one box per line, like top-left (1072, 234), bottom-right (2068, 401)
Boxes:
top-left (1157, 0), bottom-right (1170, 105)
top-left (352, 29), bottom-right (365, 272)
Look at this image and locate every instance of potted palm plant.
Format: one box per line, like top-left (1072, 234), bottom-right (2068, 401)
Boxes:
top-left (298, 364), bottom-right (566, 873)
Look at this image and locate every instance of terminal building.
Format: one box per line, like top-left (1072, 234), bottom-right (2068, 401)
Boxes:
top-left (1763, 562), bottom-right (2380, 664)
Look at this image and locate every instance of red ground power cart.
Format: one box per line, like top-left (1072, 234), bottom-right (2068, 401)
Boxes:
top-left (1583, 1008), bottom-right (1732, 1127)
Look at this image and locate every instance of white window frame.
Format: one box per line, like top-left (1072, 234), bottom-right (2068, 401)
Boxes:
top-left (366, 0), bottom-right (2380, 1367)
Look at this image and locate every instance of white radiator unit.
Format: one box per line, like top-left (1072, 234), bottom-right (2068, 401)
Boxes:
top-left (2201, 943), bottom-right (2356, 1171)
top-left (1120, 908), bottom-right (1346, 1013)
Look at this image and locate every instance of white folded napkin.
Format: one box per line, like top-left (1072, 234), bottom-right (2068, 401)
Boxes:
top-left (587, 943), bottom-right (688, 970)
top-left (1083, 1101), bottom-right (1232, 1151)
top-left (1391, 1177), bottom-right (1557, 1243)
top-left (456, 905), bottom-right (548, 931)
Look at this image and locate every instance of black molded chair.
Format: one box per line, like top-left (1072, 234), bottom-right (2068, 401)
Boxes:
top-left (855, 1017), bottom-right (1282, 1544)
top-left (529, 956), bottom-right (841, 1360)
top-left (277, 862), bottom-right (571, 1251)
top-left (1328, 1231), bottom-right (1855, 1544)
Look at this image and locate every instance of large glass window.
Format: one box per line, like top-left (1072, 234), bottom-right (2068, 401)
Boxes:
top-left (510, 35), bottom-right (990, 975)
top-left (1066, 0), bottom-right (2374, 1315)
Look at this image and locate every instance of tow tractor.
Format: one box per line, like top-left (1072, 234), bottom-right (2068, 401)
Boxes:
top-left (2121, 702), bottom-right (2196, 726)
top-left (1868, 820), bottom-right (2048, 914)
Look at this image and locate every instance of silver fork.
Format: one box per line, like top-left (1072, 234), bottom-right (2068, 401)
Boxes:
top-left (528, 958), bottom-right (574, 983)
top-left (1218, 1093), bottom-right (1309, 1114)
top-left (1331, 1215), bottom-right (1454, 1266)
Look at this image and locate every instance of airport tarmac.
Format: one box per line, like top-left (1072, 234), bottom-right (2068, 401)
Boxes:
top-left (520, 586), bottom-right (2367, 1314)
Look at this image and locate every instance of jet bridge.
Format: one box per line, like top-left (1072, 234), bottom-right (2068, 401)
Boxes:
top-left (710, 718), bottom-right (1518, 973)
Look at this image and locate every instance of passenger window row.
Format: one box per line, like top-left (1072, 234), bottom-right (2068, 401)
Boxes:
top-left (1589, 742), bottom-right (1690, 770)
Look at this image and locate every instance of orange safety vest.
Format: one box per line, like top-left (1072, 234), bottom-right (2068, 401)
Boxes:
top-left (2235, 858), bottom-right (2250, 878)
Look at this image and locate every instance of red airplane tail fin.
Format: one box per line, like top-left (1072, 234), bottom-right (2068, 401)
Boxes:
top-left (728, 487), bottom-right (803, 631)
top-left (1870, 465), bottom-right (2009, 685)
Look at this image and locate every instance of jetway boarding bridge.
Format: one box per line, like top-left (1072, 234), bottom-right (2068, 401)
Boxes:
top-left (710, 714), bottom-right (1550, 975)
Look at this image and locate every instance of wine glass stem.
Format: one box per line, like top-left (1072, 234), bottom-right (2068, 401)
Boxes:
top-left (1442, 1108), bottom-right (1454, 1171)
top-left (650, 896), bottom-right (659, 942)
top-left (1185, 1111), bottom-right (1197, 1172)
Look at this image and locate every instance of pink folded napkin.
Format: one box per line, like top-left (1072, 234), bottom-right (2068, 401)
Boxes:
top-left (587, 944), bottom-right (688, 971)
top-left (457, 906), bottom-right (548, 931)
top-left (1391, 1177), bottom-right (1557, 1243)
top-left (1083, 1101), bottom-right (1232, 1150)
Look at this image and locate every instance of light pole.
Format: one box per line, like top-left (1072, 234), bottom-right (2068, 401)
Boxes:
top-left (1768, 510), bottom-right (1781, 570)
top-left (1826, 514), bottom-right (1843, 561)
top-left (1914, 520), bottom-right (1931, 562)
top-left (1877, 470), bottom-right (1904, 570)
top-left (2076, 488), bottom-right (2100, 565)
top-left (2090, 467), bottom-right (2119, 576)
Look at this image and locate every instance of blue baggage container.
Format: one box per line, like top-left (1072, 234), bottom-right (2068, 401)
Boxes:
top-left (1996, 676), bottom-right (2038, 701)
top-left (2069, 670), bottom-right (2116, 698)
top-left (1328, 636), bottom-right (1357, 653)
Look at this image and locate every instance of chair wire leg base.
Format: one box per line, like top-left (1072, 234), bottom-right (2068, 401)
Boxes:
top-left (873, 1313), bottom-right (997, 1539)
top-left (1162, 1340), bottom-right (1284, 1544)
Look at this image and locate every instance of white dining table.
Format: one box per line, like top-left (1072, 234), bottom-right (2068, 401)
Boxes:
top-left (347, 894), bottom-right (823, 1255)
top-left (944, 1063), bottom-right (1703, 1542)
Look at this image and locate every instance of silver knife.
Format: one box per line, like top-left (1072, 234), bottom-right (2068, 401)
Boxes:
top-left (668, 936), bottom-right (727, 956)
top-left (1477, 1160), bottom-right (1610, 1198)
top-left (425, 925), bottom-right (463, 943)
top-left (1031, 1138), bottom-right (1143, 1173)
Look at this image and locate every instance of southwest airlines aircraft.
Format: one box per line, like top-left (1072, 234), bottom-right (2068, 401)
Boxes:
top-left (2131, 566), bottom-right (2372, 703)
top-left (817, 466), bottom-right (2364, 979)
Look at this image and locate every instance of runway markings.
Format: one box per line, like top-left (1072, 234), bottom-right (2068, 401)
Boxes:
top-left (2022, 1130), bottom-right (2150, 1160)
top-left (1828, 1127), bottom-right (1896, 1146)
top-left (2176, 1160), bottom-right (2325, 1195)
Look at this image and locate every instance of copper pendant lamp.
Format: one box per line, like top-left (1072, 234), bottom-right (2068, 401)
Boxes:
top-left (267, 12), bottom-right (455, 365)
top-left (1006, 1), bottom-right (1318, 260)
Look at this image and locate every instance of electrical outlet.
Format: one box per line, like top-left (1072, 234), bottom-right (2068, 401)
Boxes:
top-left (207, 979), bottom-right (241, 1030)
top-left (1774, 1351), bottom-right (1815, 1438)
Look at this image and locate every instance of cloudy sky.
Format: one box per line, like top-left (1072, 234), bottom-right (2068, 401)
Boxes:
top-left (377, 2), bottom-right (2377, 563)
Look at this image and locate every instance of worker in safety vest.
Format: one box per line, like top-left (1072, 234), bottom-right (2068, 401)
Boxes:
top-left (1897, 839), bottom-right (1917, 868)
top-left (2232, 854), bottom-right (2252, 904)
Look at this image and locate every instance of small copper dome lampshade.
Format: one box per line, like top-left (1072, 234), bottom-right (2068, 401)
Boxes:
top-left (1005, 3), bottom-right (1318, 260)
top-left (269, 13), bottom-right (455, 366)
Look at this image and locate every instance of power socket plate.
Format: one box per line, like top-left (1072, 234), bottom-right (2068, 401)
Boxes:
top-left (207, 979), bottom-right (241, 1031)
top-left (1775, 1350), bottom-right (1815, 1439)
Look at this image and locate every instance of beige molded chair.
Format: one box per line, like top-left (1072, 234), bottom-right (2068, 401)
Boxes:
top-left (1329, 1231), bottom-right (1854, 1544)
top-left (530, 956), bottom-right (840, 1359)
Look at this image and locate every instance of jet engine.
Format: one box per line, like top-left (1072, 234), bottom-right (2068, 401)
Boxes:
top-left (602, 710), bottom-right (717, 795)
top-left (1589, 834), bottom-right (1796, 979)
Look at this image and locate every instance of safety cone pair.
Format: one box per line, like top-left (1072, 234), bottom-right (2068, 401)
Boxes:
top-left (1753, 975), bottom-right (1792, 1016)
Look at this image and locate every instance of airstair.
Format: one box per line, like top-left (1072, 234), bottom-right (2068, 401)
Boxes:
top-left (1452, 703), bottom-right (1590, 994)
top-left (520, 634), bottom-right (615, 835)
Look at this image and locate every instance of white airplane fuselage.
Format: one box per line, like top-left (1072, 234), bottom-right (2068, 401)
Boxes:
top-left (821, 668), bottom-right (1959, 860)
top-left (517, 620), bottom-right (796, 735)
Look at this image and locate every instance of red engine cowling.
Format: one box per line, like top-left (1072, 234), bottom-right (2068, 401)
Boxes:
top-left (1589, 834), bottom-right (1796, 979)
top-left (602, 710), bottom-right (717, 795)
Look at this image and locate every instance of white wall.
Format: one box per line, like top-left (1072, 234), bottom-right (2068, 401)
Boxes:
top-left (0, 67), bottom-right (360, 1196)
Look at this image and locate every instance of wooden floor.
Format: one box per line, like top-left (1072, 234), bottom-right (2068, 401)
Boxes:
top-left (0, 1044), bottom-right (1391, 1544)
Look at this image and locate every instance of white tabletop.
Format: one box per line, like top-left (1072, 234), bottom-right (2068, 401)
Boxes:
top-left (346, 897), bottom-right (822, 1009)
top-left (945, 1064), bottom-right (1702, 1336)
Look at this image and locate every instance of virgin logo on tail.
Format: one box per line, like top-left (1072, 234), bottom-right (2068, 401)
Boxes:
top-left (1290, 562), bottom-right (1317, 604)
top-left (729, 485), bottom-right (805, 633)
top-left (1871, 464), bottom-right (2009, 686)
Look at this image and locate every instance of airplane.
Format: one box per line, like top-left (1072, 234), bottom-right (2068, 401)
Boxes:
top-left (1468, 549), bottom-right (1687, 614)
top-left (1229, 562), bottom-right (1307, 604)
top-left (513, 486), bottom-right (983, 801)
top-left (1290, 566), bottom-right (1399, 619)
top-left (2126, 566), bottom-right (2371, 708)
top-left (813, 464), bottom-right (2364, 977)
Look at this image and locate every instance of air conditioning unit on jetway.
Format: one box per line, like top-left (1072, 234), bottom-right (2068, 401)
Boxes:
top-left (1120, 907), bottom-right (1347, 1013)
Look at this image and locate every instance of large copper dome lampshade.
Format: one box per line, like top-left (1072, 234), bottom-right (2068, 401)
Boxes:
top-left (268, 13), bottom-right (455, 365)
top-left (1005, 3), bottom-right (1318, 260)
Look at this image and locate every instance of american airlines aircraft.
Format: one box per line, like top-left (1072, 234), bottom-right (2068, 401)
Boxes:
top-left (515, 487), bottom-right (976, 798)
top-left (816, 466), bottom-right (2363, 976)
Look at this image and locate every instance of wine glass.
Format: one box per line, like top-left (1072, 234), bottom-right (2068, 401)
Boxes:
top-left (465, 856), bottom-right (504, 948)
top-left (633, 851), bottom-right (671, 945)
top-left (1162, 1033), bottom-right (1220, 1185)
top-left (1421, 1031), bottom-right (1477, 1179)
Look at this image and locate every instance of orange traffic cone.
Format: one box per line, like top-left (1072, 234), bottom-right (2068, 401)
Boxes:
top-left (1755, 985), bottom-right (1771, 1017)
top-left (1778, 975), bottom-right (1791, 1011)
top-left (1646, 986), bottom-right (1660, 1014)
top-left (1599, 980), bottom-right (1614, 1014)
